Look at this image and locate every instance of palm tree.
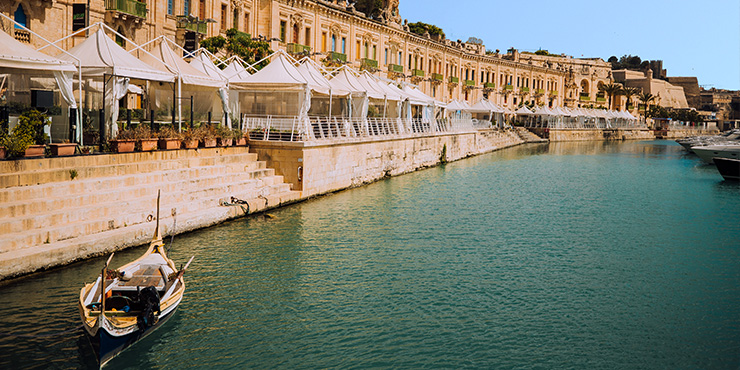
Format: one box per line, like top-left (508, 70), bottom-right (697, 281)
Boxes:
top-left (621, 87), bottom-right (640, 112)
top-left (599, 83), bottom-right (623, 110)
top-left (638, 92), bottom-right (656, 116)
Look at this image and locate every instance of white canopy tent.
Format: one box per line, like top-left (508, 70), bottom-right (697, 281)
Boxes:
top-left (56, 27), bottom-right (175, 139)
top-left (329, 68), bottom-right (369, 119)
top-left (0, 15), bottom-right (81, 143)
top-left (133, 36), bottom-right (227, 129)
top-left (296, 58), bottom-right (351, 117)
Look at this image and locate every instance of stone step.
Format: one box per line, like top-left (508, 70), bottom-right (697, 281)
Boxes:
top-left (0, 176), bottom-right (292, 254)
top-left (0, 162), bottom-right (271, 216)
top-left (0, 148), bottom-right (258, 189)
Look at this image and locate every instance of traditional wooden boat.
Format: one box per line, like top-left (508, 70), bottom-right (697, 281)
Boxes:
top-left (78, 193), bottom-right (193, 367)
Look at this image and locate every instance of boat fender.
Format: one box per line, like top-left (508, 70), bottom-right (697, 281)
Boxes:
top-left (137, 286), bottom-right (161, 330)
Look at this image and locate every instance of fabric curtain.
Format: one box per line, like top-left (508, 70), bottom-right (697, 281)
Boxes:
top-left (105, 76), bottom-right (129, 139)
top-left (300, 86), bottom-right (312, 139)
top-left (218, 87), bottom-right (231, 128)
top-left (53, 70), bottom-right (81, 142)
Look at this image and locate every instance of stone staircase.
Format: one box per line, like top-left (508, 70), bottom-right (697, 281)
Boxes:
top-left (0, 147), bottom-right (302, 279)
top-left (513, 127), bottom-right (548, 143)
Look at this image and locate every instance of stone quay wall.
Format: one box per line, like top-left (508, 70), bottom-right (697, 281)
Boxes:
top-left (0, 129), bottom-right (528, 280)
top-left (0, 147), bottom-right (301, 280)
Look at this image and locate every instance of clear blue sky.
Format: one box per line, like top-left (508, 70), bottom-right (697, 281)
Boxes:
top-left (399, 0), bottom-right (740, 90)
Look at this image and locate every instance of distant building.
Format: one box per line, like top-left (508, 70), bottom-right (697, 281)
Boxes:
top-left (666, 77), bottom-right (701, 109)
top-left (612, 69), bottom-right (688, 109)
top-left (700, 88), bottom-right (739, 122)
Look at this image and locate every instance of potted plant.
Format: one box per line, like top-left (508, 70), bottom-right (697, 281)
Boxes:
top-left (233, 128), bottom-right (247, 146)
top-left (49, 141), bottom-right (78, 157)
top-left (0, 127), bottom-right (7, 159)
top-left (157, 125), bottom-right (182, 150)
top-left (194, 124), bottom-right (217, 148)
top-left (181, 126), bottom-right (199, 149)
top-left (5, 109), bottom-right (49, 158)
top-left (215, 125), bottom-right (233, 147)
top-left (133, 125), bottom-right (158, 151)
top-left (109, 126), bottom-right (136, 153)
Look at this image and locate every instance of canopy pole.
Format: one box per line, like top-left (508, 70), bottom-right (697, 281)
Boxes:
top-left (177, 76), bottom-right (182, 131)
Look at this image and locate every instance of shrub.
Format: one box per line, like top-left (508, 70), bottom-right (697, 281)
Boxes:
top-left (4, 109), bottom-right (49, 158)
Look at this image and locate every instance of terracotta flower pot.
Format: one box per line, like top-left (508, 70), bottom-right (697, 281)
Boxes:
top-left (235, 137), bottom-right (247, 146)
top-left (110, 140), bottom-right (135, 153)
top-left (158, 138), bottom-right (180, 150)
top-left (49, 143), bottom-right (77, 157)
top-left (0, 146), bottom-right (6, 159)
top-left (201, 138), bottom-right (217, 148)
top-left (218, 138), bottom-right (233, 147)
top-left (139, 139), bottom-right (158, 151)
top-left (182, 139), bottom-right (199, 149)
top-left (24, 144), bottom-right (45, 158)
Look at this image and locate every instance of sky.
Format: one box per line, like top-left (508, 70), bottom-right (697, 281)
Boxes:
top-left (399, 0), bottom-right (740, 90)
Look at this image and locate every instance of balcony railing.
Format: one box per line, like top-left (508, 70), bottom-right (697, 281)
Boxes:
top-left (432, 73), bottom-right (444, 82)
top-left (106, 0), bottom-right (147, 19)
top-left (520, 87), bottom-right (530, 93)
top-left (449, 76), bottom-right (459, 84)
top-left (287, 43), bottom-right (311, 55)
top-left (596, 97), bottom-right (606, 103)
top-left (535, 89), bottom-right (545, 95)
top-left (361, 58), bottom-right (378, 70)
top-left (412, 69), bottom-right (425, 77)
top-left (484, 82), bottom-right (495, 89)
top-left (176, 16), bottom-right (207, 34)
top-left (13, 29), bottom-right (30, 43)
top-left (579, 94), bottom-right (591, 101)
top-left (327, 51), bottom-right (347, 63)
top-left (549, 90), bottom-right (558, 96)
top-left (388, 63), bottom-right (404, 74)
top-left (504, 84), bottom-right (513, 91)
top-left (464, 80), bottom-right (475, 87)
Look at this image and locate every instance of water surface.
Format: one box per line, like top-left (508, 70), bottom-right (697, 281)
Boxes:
top-left (1, 140), bottom-right (739, 369)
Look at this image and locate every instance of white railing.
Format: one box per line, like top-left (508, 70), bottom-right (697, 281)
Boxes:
top-left (241, 115), bottom-right (477, 142)
top-left (519, 115), bottom-right (646, 130)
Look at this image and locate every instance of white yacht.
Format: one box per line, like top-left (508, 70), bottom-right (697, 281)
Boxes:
top-left (691, 144), bottom-right (740, 163)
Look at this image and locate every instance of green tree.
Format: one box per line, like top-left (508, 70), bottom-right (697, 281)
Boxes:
top-left (621, 87), bottom-right (641, 111)
top-left (200, 28), bottom-right (272, 70)
top-left (408, 22), bottom-right (445, 39)
top-left (599, 83), bottom-right (623, 110)
top-left (638, 92), bottom-right (657, 117)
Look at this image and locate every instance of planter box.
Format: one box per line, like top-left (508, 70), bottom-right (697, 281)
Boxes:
top-left (24, 145), bottom-right (46, 158)
top-left (158, 138), bottom-right (180, 150)
top-left (235, 137), bottom-right (247, 146)
top-left (49, 143), bottom-right (77, 157)
top-left (140, 139), bottom-right (158, 151)
top-left (110, 140), bottom-right (135, 153)
top-left (218, 138), bottom-right (233, 147)
top-left (182, 139), bottom-right (199, 149)
top-left (201, 138), bottom-right (217, 148)
top-left (0, 147), bottom-right (5, 159)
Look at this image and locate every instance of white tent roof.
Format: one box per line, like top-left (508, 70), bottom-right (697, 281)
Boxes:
top-left (355, 70), bottom-right (401, 101)
top-left (60, 29), bottom-right (173, 81)
top-left (0, 30), bottom-right (76, 72)
top-left (236, 52), bottom-right (307, 89)
top-left (514, 106), bottom-right (534, 115)
top-left (136, 37), bottom-right (223, 87)
top-left (189, 52), bottom-right (227, 80)
top-left (469, 98), bottom-right (503, 113)
top-left (446, 100), bottom-right (470, 111)
top-left (330, 68), bottom-right (372, 97)
top-left (223, 60), bottom-right (251, 82)
top-left (296, 60), bottom-right (349, 96)
top-left (401, 85), bottom-right (438, 106)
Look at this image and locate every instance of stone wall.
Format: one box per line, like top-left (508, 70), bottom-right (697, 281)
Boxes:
top-left (250, 129), bottom-right (525, 198)
top-left (0, 147), bottom-right (301, 280)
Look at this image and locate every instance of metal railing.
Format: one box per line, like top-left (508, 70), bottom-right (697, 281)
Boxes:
top-left (106, 0), bottom-right (147, 19)
top-left (361, 58), bottom-right (378, 70)
top-left (287, 43), bottom-right (311, 54)
top-left (412, 69), bottom-right (425, 77)
top-left (388, 64), bottom-right (404, 73)
top-left (464, 80), bottom-right (475, 87)
top-left (328, 51), bottom-right (347, 63)
top-left (484, 82), bottom-right (495, 89)
top-left (176, 16), bottom-right (207, 33)
top-left (449, 76), bottom-right (459, 84)
top-left (241, 115), bottom-right (477, 142)
top-left (520, 87), bottom-right (530, 93)
top-left (432, 73), bottom-right (444, 82)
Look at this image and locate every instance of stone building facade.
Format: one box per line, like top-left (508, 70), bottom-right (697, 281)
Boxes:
top-left (1, 0), bottom-right (616, 109)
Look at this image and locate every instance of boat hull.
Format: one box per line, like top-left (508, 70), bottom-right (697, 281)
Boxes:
top-left (713, 157), bottom-right (740, 181)
top-left (691, 145), bottom-right (740, 163)
top-left (86, 296), bottom-right (181, 367)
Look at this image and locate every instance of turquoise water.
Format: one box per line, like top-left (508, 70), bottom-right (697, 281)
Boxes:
top-left (1, 140), bottom-right (740, 369)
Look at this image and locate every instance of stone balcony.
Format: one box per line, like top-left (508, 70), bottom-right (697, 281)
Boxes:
top-left (106, 0), bottom-right (147, 23)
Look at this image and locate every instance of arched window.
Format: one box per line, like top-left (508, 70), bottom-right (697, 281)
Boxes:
top-left (14, 5), bottom-right (27, 29)
top-left (115, 27), bottom-right (126, 48)
top-left (331, 34), bottom-right (336, 52)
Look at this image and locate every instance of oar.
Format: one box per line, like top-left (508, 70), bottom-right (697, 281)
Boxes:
top-left (164, 256), bottom-right (195, 292)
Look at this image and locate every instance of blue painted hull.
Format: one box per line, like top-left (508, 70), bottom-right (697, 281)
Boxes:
top-left (87, 306), bottom-right (178, 367)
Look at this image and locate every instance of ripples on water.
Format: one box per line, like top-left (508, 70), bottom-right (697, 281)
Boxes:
top-left (1, 141), bottom-right (739, 369)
